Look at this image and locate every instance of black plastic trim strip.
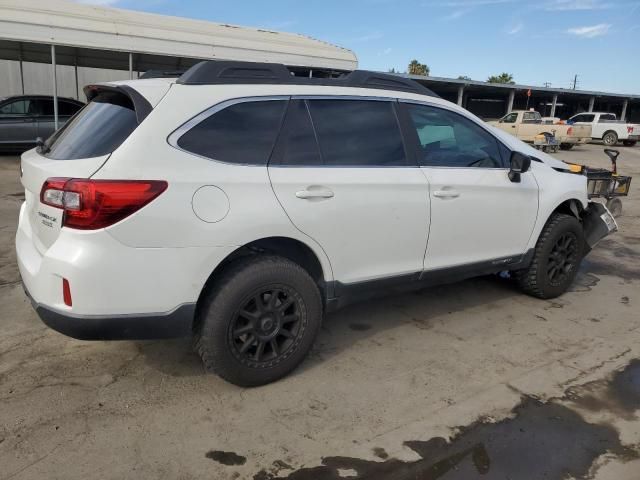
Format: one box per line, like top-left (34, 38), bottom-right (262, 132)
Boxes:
top-left (325, 250), bottom-right (534, 312)
top-left (23, 284), bottom-right (195, 340)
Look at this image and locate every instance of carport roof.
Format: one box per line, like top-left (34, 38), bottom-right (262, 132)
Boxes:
top-left (0, 0), bottom-right (357, 71)
top-left (398, 74), bottom-right (640, 100)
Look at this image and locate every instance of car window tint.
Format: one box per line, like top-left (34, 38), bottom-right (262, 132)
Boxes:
top-left (59, 101), bottom-right (82, 116)
top-left (177, 100), bottom-right (287, 165)
top-left (307, 99), bottom-right (406, 167)
top-left (44, 92), bottom-right (138, 160)
top-left (0, 99), bottom-right (30, 115)
top-left (271, 100), bottom-right (322, 166)
top-left (599, 114), bottom-right (616, 122)
top-left (502, 113), bottom-right (518, 123)
top-left (406, 103), bottom-right (504, 168)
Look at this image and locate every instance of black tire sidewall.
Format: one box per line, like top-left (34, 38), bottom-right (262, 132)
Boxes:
top-left (198, 257), bottom-right (322, 387)
top-left (534, 216), bottom-right (584, 297)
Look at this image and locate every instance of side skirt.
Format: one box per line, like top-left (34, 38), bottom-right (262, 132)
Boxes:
top-left (325, 250), bottom-right (534, 313)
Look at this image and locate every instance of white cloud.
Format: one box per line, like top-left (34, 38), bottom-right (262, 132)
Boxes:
top-left (432, 0), bottom-right (514, 5)
top-left (74, 0), bottom-right (121, 5)
top-left (543, 0), bottom-right (611, 10)
top-left (507, 22), bottom-right (523, 34)
top-left (350, 32), bottom-right (384, 42)
top-left (442, 8), bottom-right (471, 19)
top-left (567, 23), bottom-right (611, 37)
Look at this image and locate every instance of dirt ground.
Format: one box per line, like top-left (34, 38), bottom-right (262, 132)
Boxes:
top-left (1, 144), bottom-right (639, 480)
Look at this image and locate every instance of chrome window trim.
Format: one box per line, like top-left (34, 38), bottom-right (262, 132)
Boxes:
top-left (166, 95), bottom-right (290, 166)
top-left (399, 98), bottom-right (512, 170)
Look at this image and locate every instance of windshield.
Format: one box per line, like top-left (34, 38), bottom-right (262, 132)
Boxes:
top-left (43, 91), bottom-right (138, 160)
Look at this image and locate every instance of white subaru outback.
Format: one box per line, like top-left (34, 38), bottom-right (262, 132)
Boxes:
top-left (16, 61), bottom-right (616, 386)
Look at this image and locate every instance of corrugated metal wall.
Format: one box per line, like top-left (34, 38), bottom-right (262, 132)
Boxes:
top-left (0, 60), bottom-right (136, 101)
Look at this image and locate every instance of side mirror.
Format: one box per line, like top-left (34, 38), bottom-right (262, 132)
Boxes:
top-left (508, 151), bottom-right (531, 183)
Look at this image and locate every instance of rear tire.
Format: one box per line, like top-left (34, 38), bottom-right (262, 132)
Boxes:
top-left (622, 140), bottom-right (637, 147)
top-left (602, 131), bottom-right (618, 146)
top-left (559, 143), bottom-right (574, 150)
top-left (515, 213), bottom-right (585, 299)
top-left (195, 255), bottom-right (322, 387)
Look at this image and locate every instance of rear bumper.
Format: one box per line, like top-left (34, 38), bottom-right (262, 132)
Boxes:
top-left (23, 283), bottom-right (195, 340)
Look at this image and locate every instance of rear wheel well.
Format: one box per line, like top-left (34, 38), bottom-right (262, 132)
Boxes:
top-left (193, 237), bottom-right (326, 332)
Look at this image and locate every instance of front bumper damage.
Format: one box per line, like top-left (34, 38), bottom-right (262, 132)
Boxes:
top-left (581, 201), bottom-right (618, 250)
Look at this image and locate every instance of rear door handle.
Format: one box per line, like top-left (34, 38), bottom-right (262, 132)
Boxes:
top-left (295, 188), bottom-right (334, 199)
top-left (433, 190), bottom-right (460, 199)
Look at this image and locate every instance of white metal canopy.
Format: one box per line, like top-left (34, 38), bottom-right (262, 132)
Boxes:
top-left (0, 0), bottom-right (357, 70)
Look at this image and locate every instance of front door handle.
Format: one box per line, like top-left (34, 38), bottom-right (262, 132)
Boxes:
top-left (295, 187), bottom-right (334, 199)
top-left (433, 190), bottom-right (460, 199)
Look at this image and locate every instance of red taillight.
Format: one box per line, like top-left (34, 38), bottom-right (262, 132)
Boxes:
top-left (567, 127), bottom-right (573, 136)
top-left (40, 178), bottom-right (167, 230)
top-left (62, 278), bottom-right (72, 306)
top-left (628, 126), bottom-right (634, 134)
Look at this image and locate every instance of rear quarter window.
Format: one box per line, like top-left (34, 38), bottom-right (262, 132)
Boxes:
top-left (176, 100), bottom-right (287, 165)
top-left (43, 92), bottom-right (138, 160)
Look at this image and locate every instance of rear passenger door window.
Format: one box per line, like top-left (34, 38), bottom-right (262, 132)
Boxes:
top-left (177, 100), bottom-right (287, 165)
top-left (403, 103), bottom-right (505, 168)
top-left (306, 99), bottom-right (407, 166)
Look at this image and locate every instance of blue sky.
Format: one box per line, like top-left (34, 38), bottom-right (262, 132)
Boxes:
top-left (81, 0), bottom-right (639, 94)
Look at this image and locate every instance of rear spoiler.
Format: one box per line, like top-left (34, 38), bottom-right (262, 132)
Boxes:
top-left (82, 84), bottom-right (153, 124)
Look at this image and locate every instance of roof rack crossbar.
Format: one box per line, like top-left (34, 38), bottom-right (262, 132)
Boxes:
top-left (176, 60), bottom-right (438, 97)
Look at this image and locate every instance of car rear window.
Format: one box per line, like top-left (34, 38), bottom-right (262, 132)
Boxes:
top-left (43, 92), bottom-right (138, 160)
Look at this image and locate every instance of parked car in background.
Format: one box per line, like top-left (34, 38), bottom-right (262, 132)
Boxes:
top-left (567, 112), bottom-right (639, 147)
top-left (489, 110), bottom-right (591, 150)
top-left (0, 95), bottom-right (84, 153)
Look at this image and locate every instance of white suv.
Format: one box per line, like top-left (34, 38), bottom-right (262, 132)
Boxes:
top-left (16, 61), bottom-right (615, 386)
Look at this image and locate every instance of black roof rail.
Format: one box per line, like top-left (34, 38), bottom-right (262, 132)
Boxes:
top-left (140, 69), bottom-right (187, 79)
top-left (177, 60), bottom-right (439, 97)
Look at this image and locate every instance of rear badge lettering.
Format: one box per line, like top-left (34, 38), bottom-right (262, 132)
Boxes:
top-left (38, 211), bottom-right (57, 228)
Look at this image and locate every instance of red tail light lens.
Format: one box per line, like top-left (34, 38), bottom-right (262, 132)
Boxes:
top-left (567, 127), bottom-right (573, 136)
top-left (40, 178), bottom-right (168, 230)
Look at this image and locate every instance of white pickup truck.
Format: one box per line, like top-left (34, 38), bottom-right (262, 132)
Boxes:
top-left (567, 112), bottom-right (639, 147)
top-left (490, 110), bottom-right (591, 151)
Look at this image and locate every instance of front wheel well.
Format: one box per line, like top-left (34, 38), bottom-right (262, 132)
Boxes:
top-left (552, 199), bottom-right (584, 220)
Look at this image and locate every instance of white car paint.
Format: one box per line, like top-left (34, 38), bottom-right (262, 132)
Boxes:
top-left (16, 77), bottom-right (589, 323)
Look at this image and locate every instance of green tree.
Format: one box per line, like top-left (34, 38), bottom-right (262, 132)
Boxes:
top-left (408, 60), bottom-right (429, 76)
top-left (487, 72), bottom-right (515, 84)
top-left (388, 67), bottom-right (398, 73)
top-left (457, 75), bottom-right (472, 80)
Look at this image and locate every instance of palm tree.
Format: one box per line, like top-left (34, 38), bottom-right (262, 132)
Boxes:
top-left (487, 73), bottom-right (515, 84)
top-left (408, 60), bottom-right (429, 76)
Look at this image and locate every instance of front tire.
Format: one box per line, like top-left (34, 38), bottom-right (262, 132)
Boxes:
top-left (195, 255), bottom-right (322, 387)
top-left (602, 131), bottom-right (618, 146)
top-left (515, 213), bottom-right (585, 299)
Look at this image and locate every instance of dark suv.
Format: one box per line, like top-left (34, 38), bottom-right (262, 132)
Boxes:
top-left (0, 95), bottom-right (84, 153)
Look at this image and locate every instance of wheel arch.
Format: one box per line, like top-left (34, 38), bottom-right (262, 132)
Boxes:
top-left (193, 236), bottom-right (332, 331)
top-left (602, 129), bottom-right (618, 141)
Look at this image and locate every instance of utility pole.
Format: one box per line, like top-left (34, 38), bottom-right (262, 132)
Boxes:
top-left (572, 74), bottom-right (578, 90)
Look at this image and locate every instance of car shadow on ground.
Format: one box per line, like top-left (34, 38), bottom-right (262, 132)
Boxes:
top-left (137, 273), bottom-right (524, 381)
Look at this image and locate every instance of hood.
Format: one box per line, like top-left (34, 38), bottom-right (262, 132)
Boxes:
top-left (487, 125), bottom-right (571, 171)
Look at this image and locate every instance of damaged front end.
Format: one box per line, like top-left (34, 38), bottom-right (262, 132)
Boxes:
top-left (581, 202), bottom-right (618, 251)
